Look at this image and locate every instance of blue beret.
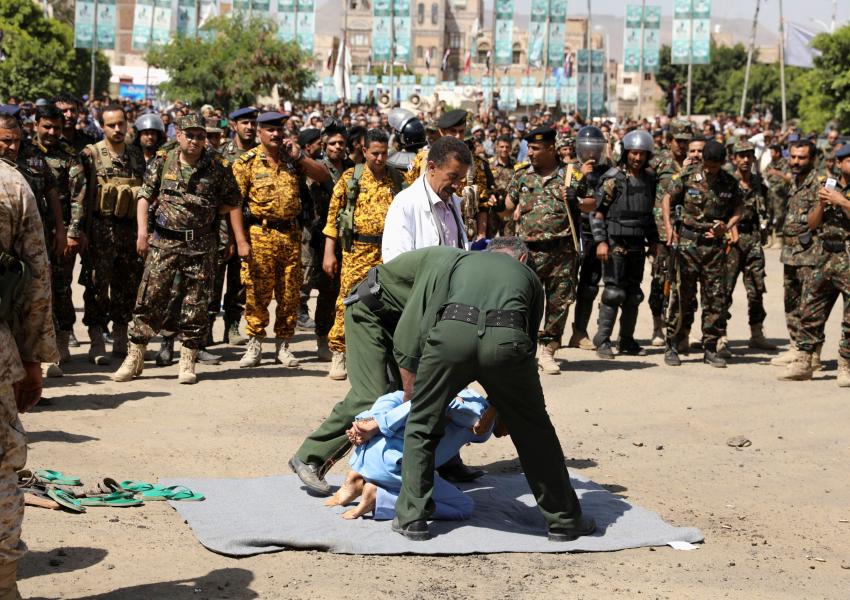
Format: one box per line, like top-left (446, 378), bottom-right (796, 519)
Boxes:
top-left (256, 111), bottom-right (287, 126)
top-left (0, 105), bottom-right (21, 118)
top-left (229, 106), bottom-right (259, 121)
top-left (835, 144), bottom-right (850, 160)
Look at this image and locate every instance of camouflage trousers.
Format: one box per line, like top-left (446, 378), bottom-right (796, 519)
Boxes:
top-left (526, 240), bottom-right (579, 346)
top-left (768, 190), bottom-right (788, 234)
top-left (783, 264), bottom-right (813, 344)
top-left (0, 384), bottom-right (26, 565)
top-left (130, 246), bottom-right (217, 349)
top-left (486, 209), bottom-right (517, 239)
top-left (328, 241), bottom-right (383, 353)
top-left (649, 243), bottom-right (669, 318)
top-left (665, 239), bottom-right (727, 349)
top-left (242, 225), bottom-right (301, 340)
top-left (305, 250), bottom-right (341, 338)
top-left (81, 217), bottom-right (144, 328)
top-left (722, 233), bottom-right (767, 329)
top-left (796, 248), bottom-right (849, 358)
top-left (51, 250), bottom-right (76, 331)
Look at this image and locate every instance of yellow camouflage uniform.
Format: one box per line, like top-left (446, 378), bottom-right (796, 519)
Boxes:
top-left (0, 160), bottom-right (57, 583)
top-left (232, 148), bottom-right (303, 340)
top-left (324, 166), bottom-right (397, 352)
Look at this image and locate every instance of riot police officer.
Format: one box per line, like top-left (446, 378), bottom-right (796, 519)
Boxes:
top-left (387, 108), bottom-right (427, 173)
top-left (590, 130), bottom-right (658, 358)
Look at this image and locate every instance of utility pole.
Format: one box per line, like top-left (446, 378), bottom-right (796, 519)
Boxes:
top-left (342, 0), bottom-right (348, 104)
top-left (778, 0), bottom-right (787, 128)
top-left (145, 0), bottom-right (156, 103)
top-left (543, 3), bottom-right (550, 112)
top-left (89, 0), bottom-right (99, 102)
top-left (637, 0), bottom-right (646, 118)
top-left (740, 0), bottom-right (760, 118)
top-left (389, 0), bottom-right (395, 107)
top-left (194, 0), bottom-right (200, 39)
top-left (686, 2), bottom-right (693, 117)
top-left (586, 0), bottom-right (591, 118)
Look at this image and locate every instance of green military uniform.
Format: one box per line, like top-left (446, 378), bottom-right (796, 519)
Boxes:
top-left (14, 142), bottom-right (57, 246)
top-left (665, 163), bottom-right (743, 350)
top-left (130, 139), bottom-right (242, 348)
top-left (390, 249), bottom-right (585, 532)
top-left (764, 155), bottom-right (790, 233)
top-left (487, 155), bottom-right (517, 237)
top-left (506, 158), bottom-right (584, 347)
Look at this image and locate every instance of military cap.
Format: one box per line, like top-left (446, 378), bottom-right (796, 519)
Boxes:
top-left (35, 98), bottom-right (49, 107)
top-left (556, 131), bottom-right (574, 150)
top-left (436, 109), bottom-right (468, 130)
top-left (732, 140), bottom-right (755, 154)
top-left (257, 111), bottom-right (287, 126)
top-left (177, 113), bottom-right (205, 130)
top-left (0, 105), bottom-right (21, 118)
top-left (835, 144), bottom-right (850, 160)
top-left (524, 127), bottom-right (556, 144)
top-left (669, 119), bottom-right (693, 140)
top-left (424, 118), bottom-right (439, 132)
top-left (298, 127), bottom-right (322, 147)
top-left (229, 106), bottom-right (259, 121)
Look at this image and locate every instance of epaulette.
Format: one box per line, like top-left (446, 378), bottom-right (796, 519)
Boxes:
top-left (237, 147), bottom-right (259, 163)
top-left (514, 161), bottom-right (530, 172)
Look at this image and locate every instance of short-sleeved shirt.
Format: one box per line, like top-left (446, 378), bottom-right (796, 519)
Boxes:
top-left (506, 163), bottom-right (585, 243)
top-left (231, 147), bottom-right (302, 222)
top-left (323, 165), bottom-right (398, 241)
top-left (666, 164), bottom-right (743, 233)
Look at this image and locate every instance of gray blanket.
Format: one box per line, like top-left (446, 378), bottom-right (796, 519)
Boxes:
top-left (161, 473), bottom-right (703, 556)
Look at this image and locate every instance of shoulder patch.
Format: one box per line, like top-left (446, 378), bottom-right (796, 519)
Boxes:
top-left (237, 148), bottom-right (259, 163)
top-left (514, 162), bottom-right (530, 172)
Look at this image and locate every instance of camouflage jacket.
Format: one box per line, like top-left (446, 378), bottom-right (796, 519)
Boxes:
top-left (817, 178), bottom-right (850, 244)
top-left (764, 157), bottom-right (790, 194)
top-left (650, 149), bottom-right (684, 207)
top-left (732, 170), bottom-right (768, 227)
top-left (0, 159), bottom-right (58, 384)
top-left (33, 135), bottom-right (82, 233)
top-left (781, 168), bottom-right (824, 267)
top-left (667, 164), bottom-right (743, 233)
top-left (506, 163), bottom-right (585, 243)
top-left (138, 147), bottom-right (241, 256)
top-left (489, 156), bottom-right (516, 209)
top-left (220, 139), bottom-right (257, 166)
top-left (231, 146), bottom-right (302, 222)
top-left (15, 142), bottom-right (57, 227)
top-left (308, 156), bottom-right (354, 236)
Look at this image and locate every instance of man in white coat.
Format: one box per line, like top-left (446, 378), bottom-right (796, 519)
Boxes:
top-left (382, 137), bottom-right (471, 262)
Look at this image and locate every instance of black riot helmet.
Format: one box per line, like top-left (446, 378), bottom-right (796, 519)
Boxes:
top-left (388, 108), bottom-right (427, 152)
top-left (575, 125), bottom-right (607, 163)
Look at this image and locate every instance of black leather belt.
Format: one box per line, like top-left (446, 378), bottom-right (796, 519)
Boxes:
top-left (440, 303), bottom-right (526, 330)
top-left (822, 239), bottom-right (848, 252)
top-left (154, 222), bottom-right (214, 241)
top-left (248, 215), bottom-right (297, 233)
top-left (524, 237), bottom-right (569, 251)
top-left (353, 233), bottom-right (382, 245)
top-left (679, 226), bottom-right (720, 244)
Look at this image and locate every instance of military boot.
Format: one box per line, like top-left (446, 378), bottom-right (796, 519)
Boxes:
top-left (537, 342), bottom-right (561, 374)
top-left (42, 363), bottom-right (63, 378)
top-left (837, 356), bottom-right (850, 388)
top-left (178, 346), bottom-right (199, 384)
top-left (812, 343), bottom-right (823, 372)
top-left (225, 320), bottom-right (246, 346)
top-left (650, 316), bottom-right (665, 347)
top-left (717, 336), bottom-right (732, 359)
top-left (593, 302), bottom-right (617, 359)
top-left (239, 336), bottom-right (263, 368)
top-left (204, 321), bottom-right (216, 347)
top-left (748, 324), bottom-right (777, 350)
top-left (567, 326), bottom-right (596, 350)
top-left (316, 335), bottom-right (332, 362)
top-left (197, 347), bottom-right (222, 365)
top-left (155, 336), bottom-right (175, 366)
top-left (297, 307), bottom-right (315, 331)
top-left (703, 347), bottom-right (727, 368)
top-left (664, 342), bottom-right (681, 366)
top-left (56, 330), bottom-right (72, 364)
top-left (68, 329), bottom-right (80, 347)
top-left (676, 326), bottom-right (691, 355)
top-left (329, 351), bottom-right (347, 380)
top-left (0, 560), bottom-right (20, 600)
top-left (88, 326), bottom-right (111, 365)
top-left (112, 323), bottom-right (128, 358)
top-left (595, 341), bottom-right (615, 359)
top-left (275, 341), bottom-right (300, 367)
top-left (112, 342), bottom-right (146, 382)
top-left (778, 350), bottom-right (814, 381)
top-left (770, 347), bottom-right (797, 366)
top-left (618, 337), bottom-right (646, 356)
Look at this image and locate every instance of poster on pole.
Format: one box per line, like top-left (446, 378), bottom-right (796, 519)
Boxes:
top-left (547, 0), bottom-right (567, 65)
top-left (132, 0), bottom-right (155, 51)
top-left (276, 0), bottom-right (296, 43)
top-left (672, 0), bottom-right (711, 65)
top-left (623, 5), bottom-right (642, 73)
top-left (297, 0), bottom-right (316, 55)
top-left (643, 5), bottom-right (661, 72)
top-left (74, 0), bottom-right (95, 49)
top-left (393, 0), bottom-right (411, 64)
top-left (494, 0), bottom-right (513, 67)
top-left (527, 0), bottom-right (547, 67)
top-left (152, 0), bottom-right (172, 46)
top-left (372, 0), bottom-right (391, 62)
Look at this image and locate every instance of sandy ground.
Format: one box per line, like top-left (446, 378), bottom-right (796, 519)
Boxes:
top-left (17, 246), bottom-right (850, 599)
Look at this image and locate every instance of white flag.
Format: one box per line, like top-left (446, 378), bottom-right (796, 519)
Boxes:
top-left (785, 22), bottom-right (821, 68)
top-left (333, 40), bottom-right (351, 100)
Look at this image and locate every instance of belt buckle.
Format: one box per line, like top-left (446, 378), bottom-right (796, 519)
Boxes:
top-left (185, 229), bottom-right (194, 241)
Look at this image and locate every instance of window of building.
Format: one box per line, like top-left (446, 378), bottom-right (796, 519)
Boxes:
top-left (644, 73), bottom-right (652, 81)
top-left (431, 3), bottom-right (438, 25)
top-left (623, 77), bottom-right (632, 84)
top-left (512, 43), bottom-right (522, 65)
top-left (417, 3), bottom-right (424, 25)
top-left (416, 46), bottom-right (424, 59)
top-left (448, 32), bottom-right (463, 49)
top-left (352, 33), bottom-right (369, 47)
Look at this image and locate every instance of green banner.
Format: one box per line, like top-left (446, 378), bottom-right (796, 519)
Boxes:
top-left (494, 0), bottom-right (513, 67)
top-left (547, 0), bottom-right (566, 65)
top-left (528, 0), bottom-right (547, 67)
top-left (372, 0), bottom-right (391, 62)
top-left (624, 4), bottom-right (661, 73)
top-left (393, 0), bottom-right (410, 64)
top-left (75, 0), bottom-right (116, 50)
top-left (672, 0), bottom-right (711, 65)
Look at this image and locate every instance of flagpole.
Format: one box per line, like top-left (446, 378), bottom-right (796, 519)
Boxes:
top-left (145, 0), bottom-right (155, 104)
top-left (637, 0), bottom-right (645, 118)
top-left (543, 5), bottom-right (550, 112)
top-left (89, 0), bottom-right (99, 102)
top-left (586, 0), bottom-right (591, 118)
top-left (342, 0), bottom-right (348, 104)
top-left (686, 0), bottom-right (692, 117)
top-left (389, 0), bottom-right (395, 107)
top-left (739, 0), bottom-right (760, 118)
top-left (194, 0), bottom-right (200, 39)
top-left (779, 0), bottom-right (787, 128)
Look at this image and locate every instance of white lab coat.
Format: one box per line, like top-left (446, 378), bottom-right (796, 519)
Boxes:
top-left (381, 174), bottom-right (469, 262)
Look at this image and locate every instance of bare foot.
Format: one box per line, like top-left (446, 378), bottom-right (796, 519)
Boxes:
top-left (342, 482), bottom-right (377, 519)
top-left (324, 471), bottom-right (364, 507)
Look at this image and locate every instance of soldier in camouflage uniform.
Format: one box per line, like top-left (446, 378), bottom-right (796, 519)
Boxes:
top-left (780, 143), bottom-right (850, 385)
top-left (506, 127), bottom-right (584, 374)
top-left (54, 92), bottom-right (98, 154)
top-left (556, 131), bottom-right (576, 165)
top-left (0, 159), bottom-right (58, 599)
top-left (113, 114), bottom-right (249, 385)
top-left (296, 127), bottom-right (324, 332)
top-left (487, 134), bottom-right (517, 237)
top-left (763, 143), bottom-right (791, 247)
top-left (647, 119), bottom-right (692, 346)
top-left (70, 104), bottom-right (146, 365)
top-left (662, 140), bottom-right (743, 368)
top-left (405, 110), bottom-right (494, 241)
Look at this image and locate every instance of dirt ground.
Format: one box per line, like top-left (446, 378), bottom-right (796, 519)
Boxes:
top-left (18, 246), bottom-right (850, 599)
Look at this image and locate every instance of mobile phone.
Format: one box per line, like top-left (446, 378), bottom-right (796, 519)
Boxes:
top-left (825, 178), bottom-right (837, 191)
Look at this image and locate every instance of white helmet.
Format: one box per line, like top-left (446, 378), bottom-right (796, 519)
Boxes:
top-left (134, 113), bottom-right (165, 134)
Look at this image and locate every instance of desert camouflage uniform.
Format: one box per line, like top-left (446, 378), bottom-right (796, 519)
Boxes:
top-left (648, 148), bottom-right (683, 318)
top-left (665, 164), bottom-right (743, 348)
top-left (488, 155), bottom-right (517, 237)
top-left (232, 147), bottom-right (303, 340)
top-left (324, 165), bottom-right (398, 353)
top-left (796, 181), bottom-right (849, 357)
top-left (130, 147), bottom-right (241, 348)
top-left (70, 141), bottom-right (146, 328)
top-left (722, 171), bottom-right (769, 328)
top-left (0, 160), bottom-right (57, 584)
top-left (507, 163), bottom-right (585, 345)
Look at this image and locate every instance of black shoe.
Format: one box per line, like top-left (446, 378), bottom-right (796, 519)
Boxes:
top-left (68, 330), bottom-right (80, 348)
top-left (664, 346), bottom-right (681, 366)
top-left (155, 337), bottom-right (175, 366)
top-left (595, 341), bottom-right (615, 360)
top-left (703, 350), bottom-right (727, 368)
top-left (392, 517), bottom-right (431, 541)
top-left (197, 348), bottom-right (222, 365)
top-left (548, 516), bottom-right (597, 542)
top-left (204, 328), bottom-right (216, 348)
top-left (618, 338), bottom-right (646, 356)
top-left (288, 456), bottom-right (332, 496)
top-left (437, 461), bottom-right (485, 483)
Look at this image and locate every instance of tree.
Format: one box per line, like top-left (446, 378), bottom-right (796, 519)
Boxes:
top-left (0, 0), bottom-right (110, 100)
top-left (796, 24), bottom-right (850, 132)
top-left (147, 16), bottom-right (315, 110)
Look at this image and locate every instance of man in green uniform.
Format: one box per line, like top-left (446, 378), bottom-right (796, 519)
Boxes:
top-left (662, 140), bottom-right (743, 368)
top-left (505, 127), bottom-right (584, 374)
top-left (763, 143), bottom-right (791, 248)
top-left (112, 114), bottom-right (250, 384)
top-left (487, 135), bottom-right (517, 237)
top-left (390, 240), bottom-right (595, 543)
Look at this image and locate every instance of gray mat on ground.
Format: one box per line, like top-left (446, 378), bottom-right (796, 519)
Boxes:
top-left (160, 473), bottom-right (703, 556)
